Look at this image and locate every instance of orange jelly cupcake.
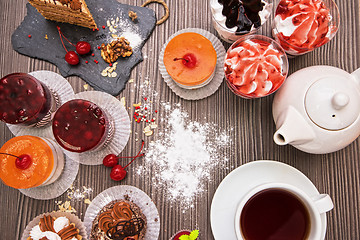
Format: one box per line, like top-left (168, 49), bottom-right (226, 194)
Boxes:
top-left (163, 32), bottom-right (217, 89)
top-left (0, 135), bottom-right (64, 189)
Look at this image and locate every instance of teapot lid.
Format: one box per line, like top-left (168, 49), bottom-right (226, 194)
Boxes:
top-left (305, 75), bottom-right (360, 130)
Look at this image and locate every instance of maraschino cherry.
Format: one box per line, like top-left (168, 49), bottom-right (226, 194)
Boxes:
top-left (76, 41), bottom-right (91, 55)
top-left (57, 26), bottom-right (92, 65)
top-left (174, 53), bottom-right (197, 68)
top-left (110, 165), bottom-right (127, 181)
top-left (0, 152), bottom-right (32, 170)
top-left (103, 140), bottom-right (145, 181)
top-left (65, 51), bottom-right (80, 65)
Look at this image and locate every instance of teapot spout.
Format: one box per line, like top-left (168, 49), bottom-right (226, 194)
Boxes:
top-left (274, 106), bottom-right (316, 146)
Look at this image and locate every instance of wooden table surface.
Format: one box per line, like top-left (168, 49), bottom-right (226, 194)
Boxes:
top-left (1, 0), bottom-right (359, 239)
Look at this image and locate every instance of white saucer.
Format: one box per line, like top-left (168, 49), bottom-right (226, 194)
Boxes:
top-left (210, 160), bottom-right (328, 240)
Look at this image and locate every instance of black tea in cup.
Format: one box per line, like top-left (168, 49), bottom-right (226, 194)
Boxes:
top-left (240, 188), bottom-right (311, 240)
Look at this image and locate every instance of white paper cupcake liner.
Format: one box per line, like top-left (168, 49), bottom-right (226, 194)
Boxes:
top-left (21, 211), bottom-right (87, 240)
top-left (58, 91), bottom-right (131, 165)
top-left (83, 185), bottom-right (160, 240)
top-left (7, 70), bottom-right (75, 138)
top-left (159, 28), bottom-right (226, 100)
top-left (19, 155), bottom-right (79, 200)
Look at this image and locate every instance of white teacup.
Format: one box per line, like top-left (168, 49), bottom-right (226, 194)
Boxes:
top-left (234, 183), bottom-right (334, 240)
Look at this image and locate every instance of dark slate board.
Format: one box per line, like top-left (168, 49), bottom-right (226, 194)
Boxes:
top-left (12, 0), bottom-right (156, 96)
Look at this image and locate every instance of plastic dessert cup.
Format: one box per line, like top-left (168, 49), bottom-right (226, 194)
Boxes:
top-left (272, 0), bottom-right (340, 56)
top-left (52, 99), bottom-right (114, 153)
top-left (0, 73), bottom-right (58, 127)
top-left (210, 0), bottom-right (273, 43)
top-left (0, 135), bottom-right (64, 189)
top-left (224, 35), bottom-right (288, 99)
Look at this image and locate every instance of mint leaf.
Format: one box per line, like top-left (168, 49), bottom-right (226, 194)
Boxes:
top-left (189, 230), bottom-right (199, 240)
top-left (179, 235), bottom-right (190, 240)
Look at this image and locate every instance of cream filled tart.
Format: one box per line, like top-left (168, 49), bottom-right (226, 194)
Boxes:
top-left (27, 215), bottom-right (82, 240)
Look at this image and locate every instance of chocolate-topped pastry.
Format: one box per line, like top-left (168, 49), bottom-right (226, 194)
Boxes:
top-left (91, 200), bottom-right (147, 240)
top-left (218, 0), bottom-right (265, 34)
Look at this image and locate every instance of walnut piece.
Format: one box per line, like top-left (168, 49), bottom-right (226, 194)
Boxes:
top-left (128, 10), bottom-right (138, 22)
top-left (100, 37), bottom-right (133, 63)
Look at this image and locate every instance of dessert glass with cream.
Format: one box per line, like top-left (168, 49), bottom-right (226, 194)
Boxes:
top-left (224, 35), bottom-right (288, 98)
top-left (0, 73), bottom-right (58, 127)
top-left (210, 0), bottom-right (272, 43)
top-left (52, 99), bottom-right (114, 153)
top-left (0, 135), bottom-right (64, 189)
top-left (272, 0), bottom-right (340, 56)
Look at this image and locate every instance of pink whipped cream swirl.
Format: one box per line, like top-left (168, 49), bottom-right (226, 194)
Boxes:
top-left (224, 39), bottom-right (287, 98)
top-left (274, 0), bottom-right (333, 54)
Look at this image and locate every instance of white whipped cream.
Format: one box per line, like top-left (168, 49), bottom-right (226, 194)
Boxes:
top-left (30, 226), bottom-right (61, 240)
top-left (29, 216), bottom-right (78, 240)
top-left (274, 14), bottom-right (299, 37)
top-left (53, 216), bottom-right (70, 233)
top-left (29, 225), bottom-right (43, 240)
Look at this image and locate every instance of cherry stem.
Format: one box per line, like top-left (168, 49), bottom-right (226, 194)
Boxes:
top-left (174, 57), bottom-right (189, 63)
top-left (60, 32), bottom-right (76, 47)
top-left (0, 152), bottom-right (20, 159)
top-left (57, 26), bottom-right (68, 53)
top-left (124, 140), bottom-right (145, 169)
top-left (117, 155), bottom-right (143, 159)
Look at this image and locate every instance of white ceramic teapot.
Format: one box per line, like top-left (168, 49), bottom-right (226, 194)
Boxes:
top-left (272, 65), bottom-right (360, 154)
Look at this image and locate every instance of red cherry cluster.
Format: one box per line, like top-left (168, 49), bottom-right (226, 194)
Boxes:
top-left (103, 140), bottom-right (145, 181)
top-left (57, 26), bottom-right (91, 65)
top-left (0, 152), bottom-right (32, 170)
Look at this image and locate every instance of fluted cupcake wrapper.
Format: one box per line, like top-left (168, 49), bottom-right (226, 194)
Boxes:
top-left (19, 155), bottom-right (79, 200)
top-left (21, 211), bottom-right (87, 240)
top-left (7, 70), bottom-right (74, 137)
top-left (159, 28), bottom-right (226, 100)
top-left (83, 185), bottom-right (160, 240)
top-left (58, 91), bottom-right (131, 165)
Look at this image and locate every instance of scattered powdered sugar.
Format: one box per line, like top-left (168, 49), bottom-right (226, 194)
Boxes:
top-left (66, 185), bottom-right (93, 202)
top-left (105, 13), bottom-right (144, 49)
top-left (137, 103), bottom-right (231, 208)
top-left (121, 31), bottom-right (143, 49)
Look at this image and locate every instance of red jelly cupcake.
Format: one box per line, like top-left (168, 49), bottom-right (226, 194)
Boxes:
top-left (0, 73), bottom-right (57, 127)
top-left (52, 99), bottom-right (114, 153)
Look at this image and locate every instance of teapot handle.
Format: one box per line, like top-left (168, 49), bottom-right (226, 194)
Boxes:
top-left (351, 68), bottom-right (360, 85)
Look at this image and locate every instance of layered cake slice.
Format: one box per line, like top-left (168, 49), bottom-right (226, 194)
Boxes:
top-left (28, 0), bottom-right (97, 29)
